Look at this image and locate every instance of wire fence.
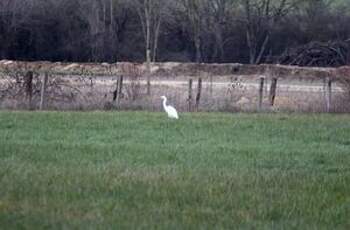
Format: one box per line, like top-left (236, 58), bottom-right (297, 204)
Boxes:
top-left (1, 62), bottom-right (350, 113)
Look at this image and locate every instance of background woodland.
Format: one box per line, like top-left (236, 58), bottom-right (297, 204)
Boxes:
top-left (0, 0), bottom-right (349, 66)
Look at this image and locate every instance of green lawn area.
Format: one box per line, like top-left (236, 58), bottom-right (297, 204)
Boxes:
top-left (0, 111), bottom-right (350, 229)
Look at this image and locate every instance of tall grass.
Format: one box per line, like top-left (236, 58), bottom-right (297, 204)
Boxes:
top-left (0, 111), bottom-right (349, 229)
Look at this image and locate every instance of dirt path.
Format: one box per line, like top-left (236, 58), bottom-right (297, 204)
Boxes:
top-left (91, 79), bottom-right (344, 93)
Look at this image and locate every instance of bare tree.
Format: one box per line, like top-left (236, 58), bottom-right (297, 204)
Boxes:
top-left (78, 0), bottom-right (106, 61)
top-left (131, 0), bottom-right (165, 63)
top-left (206, 0), bottom-right (237, 62)
top-left (130, 0), bottom-right (167, 94)
top-left (175, 0), bottom-right (208, 63)
top-left (241, 0), bottom-right (302, 64)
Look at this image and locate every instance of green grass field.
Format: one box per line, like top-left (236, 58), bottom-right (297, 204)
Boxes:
top-left (0, 111), bottom-right (350, 229)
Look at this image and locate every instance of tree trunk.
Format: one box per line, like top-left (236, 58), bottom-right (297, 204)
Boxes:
top-left (195, 35), bottom-right (201, 63)
top-left (152, 18), bottom-right (161, 62)
top-left (145, 0), bottom-right (151, 95)
top-left (255, 34), bottom-right (270, 64)
top-left (246, 30), bottom-right (256, 64)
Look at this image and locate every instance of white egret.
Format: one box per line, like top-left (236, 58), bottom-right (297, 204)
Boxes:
top-left (161, 96), bottom-right (179, 119)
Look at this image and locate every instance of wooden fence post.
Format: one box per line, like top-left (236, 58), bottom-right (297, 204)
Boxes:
top-left (258, 77), bottom-right (264, 111)
top-left (113, 78), bottom-right (118, 102)
top-left (326, 78), bottom-right (332, 112)
top-left (113, 75), bottom-right (124, 106)
top-left (118, 75), bottom-right (123, 104)
top-left (195, 78), bottom-right (202, 111)
top-left (25, 71), bottom-right (33, 110)
top-left (269, 78), bottom-right (278, 106)
top-left (39, 72), bottom-right (48, 110)
top-left (146, 57), bottom-right (151, 96)
top-left (188, 79), bottom-right (193, 112)
top-left (209, 74), bottom-right (213, 97)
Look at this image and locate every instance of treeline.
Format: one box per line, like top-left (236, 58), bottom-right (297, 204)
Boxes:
top-left (0, 0), bottom-right (349, 64)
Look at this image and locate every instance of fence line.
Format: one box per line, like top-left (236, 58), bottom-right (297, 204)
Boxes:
top-left (0, 61), bottom-right (350, 112)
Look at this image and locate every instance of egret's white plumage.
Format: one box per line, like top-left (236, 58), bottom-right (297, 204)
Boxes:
top-left (161, 96), bottom-right (179, 119)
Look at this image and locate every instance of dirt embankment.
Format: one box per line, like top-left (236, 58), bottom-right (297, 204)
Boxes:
top-left (1, 60), bottom-right (349, 80)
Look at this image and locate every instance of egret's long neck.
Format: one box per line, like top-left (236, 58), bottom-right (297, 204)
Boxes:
top-left (162, 98), bottom-right (167, 108)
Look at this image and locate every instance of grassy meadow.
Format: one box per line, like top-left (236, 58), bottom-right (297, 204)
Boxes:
top-left (0, 111), bottom-right (350, 229)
